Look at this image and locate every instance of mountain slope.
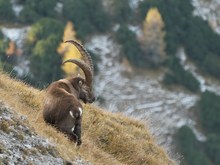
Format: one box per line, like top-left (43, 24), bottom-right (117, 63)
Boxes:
top-left (0, 72), bottom-right (175, 165)
top-left (0, 101), bottom-right (66, 164)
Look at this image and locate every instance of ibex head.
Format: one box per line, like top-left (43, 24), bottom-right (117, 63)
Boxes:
top-left (67, 75), bottom-right (95, 104)
top-left (63, 40), bottom-right (95, 104)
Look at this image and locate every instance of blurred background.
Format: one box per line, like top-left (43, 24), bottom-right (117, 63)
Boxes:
top-left (0, 0), bottom-right (220, 164)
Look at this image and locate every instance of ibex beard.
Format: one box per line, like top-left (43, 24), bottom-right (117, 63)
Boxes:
top-left (43, 40), bottom-right (95, 146)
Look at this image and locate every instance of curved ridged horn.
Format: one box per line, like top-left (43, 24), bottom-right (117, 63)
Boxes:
top-left (63, 59), bottom-right (92, 88)
top-left (65, 40), bottom-right (94, 76)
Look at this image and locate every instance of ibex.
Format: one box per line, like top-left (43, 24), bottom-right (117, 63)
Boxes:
top-left (43, 40), bottom-right (95, 145)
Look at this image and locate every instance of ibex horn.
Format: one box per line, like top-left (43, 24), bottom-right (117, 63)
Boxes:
top-left (65, 40), bottom-right (94, 76)
top-left (63, 59), bottom-right (93, 88)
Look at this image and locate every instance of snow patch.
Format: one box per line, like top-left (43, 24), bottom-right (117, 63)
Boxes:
top-left (192, 0), bottom-right (220, 34)
top-left (128, 25), bottom-right (142, 37)
top-left (129, 0), bottom-right (144, 10)
top-left (1, 26), bottom-right (30, 76)
top-left (10, 0), bottom-right (23, 16)
top-left (13, 59), bottom-right (30, 76)
top-left (177, 48), bottom-right (220, 94)
top-left (1, 27), bottom-right (29, 48)
top-left (55, 2), bottom-right (63, 14)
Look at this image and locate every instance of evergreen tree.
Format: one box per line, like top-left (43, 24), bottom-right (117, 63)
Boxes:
top-left (163, 57), bottom-right (200, 92)
top-left (176, 126), bottom-right (211, 165)
top-left (26, 18), bottom-right (64, 87)
top-left (111, 0), bottom-right (132, 23)
top-left (198, 91), bottom-right (220, 135)
top-left (116, 25), bottom-right (145, 67)
top-left (19, 0), bottom-right (57, 23)
top-left (0, 0), bottom-right (15, 21)
top-left (63, 0), bottom-right (110, 40)
top-left (204, 135), bottom-right (220, 165)
top-left (30, 35), bottom-right (63, 87)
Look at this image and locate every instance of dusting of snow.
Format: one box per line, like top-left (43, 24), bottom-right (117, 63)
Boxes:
top-left (13, 59), bottom-right (29, 76)
top-left (129, 0), bottom-right (144, 10)
top-left (128, 25), bottom-right (142, 37)
top-left (177, 47), bottom-right (220, 141)
top-left (84, 0), bottom-right (220, 148)
top-left (55, 2), bottom-right (63, 14)
top-left (86, 34), bottom-right (200, 148)
top-left (177, 48), bottom-right (220, 94)
top-left (112, 24), bottom-right (120, 32)
top-left (1, 27), bottom-right (29, 48)
top-left (10, 0), bottom-right (23, 16)
top-left (1, 26), bottom-right (30, 76)
top-left (192, 0), bottom-right (220, 34)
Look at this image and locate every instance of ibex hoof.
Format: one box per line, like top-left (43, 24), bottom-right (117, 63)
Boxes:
top-left (77, 139), bottom-right (82, 146)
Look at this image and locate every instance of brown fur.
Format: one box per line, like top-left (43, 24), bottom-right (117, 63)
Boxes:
top-left (43, 76), bottom-right (95, 145)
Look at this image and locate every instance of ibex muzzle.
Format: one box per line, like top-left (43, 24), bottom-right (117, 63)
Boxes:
top-left (43, 40), bottom-right (95, 145)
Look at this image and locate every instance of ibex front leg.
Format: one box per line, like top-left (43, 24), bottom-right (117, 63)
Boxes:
top-left (73, 118), bottom-right (82, 145)
top-left (68, 107), bottom-right (83, 145)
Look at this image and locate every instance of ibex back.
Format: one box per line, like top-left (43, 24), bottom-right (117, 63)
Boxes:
top-left (43, 40), bottom-right (95, 145)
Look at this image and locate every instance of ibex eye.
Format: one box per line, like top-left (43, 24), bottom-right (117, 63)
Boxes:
top-left (79, 80), bottom-right (83, 86)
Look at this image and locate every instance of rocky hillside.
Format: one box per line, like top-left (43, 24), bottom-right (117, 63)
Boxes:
top-left (0, 102), bottom-right (67, 165)
top-left (0, 73), bottom-right (175, 165)
top-left (2, 1), bottom-right (220, 164)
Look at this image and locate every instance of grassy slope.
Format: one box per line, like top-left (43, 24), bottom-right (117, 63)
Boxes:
top-left (0, 73), bottom-right (175, 165)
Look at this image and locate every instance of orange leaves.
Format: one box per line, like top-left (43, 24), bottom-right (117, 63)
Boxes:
top-left (6, 41), bottom-right (22, 56)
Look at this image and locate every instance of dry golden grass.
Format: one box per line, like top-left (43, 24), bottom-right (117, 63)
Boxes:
top-left (0, 72), bottom-right (175, 165)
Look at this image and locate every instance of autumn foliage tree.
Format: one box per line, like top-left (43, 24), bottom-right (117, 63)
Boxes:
top-left (140, 8), bottom-right (166, 66)
top-left (57, 21), bottom-right (83, 77)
